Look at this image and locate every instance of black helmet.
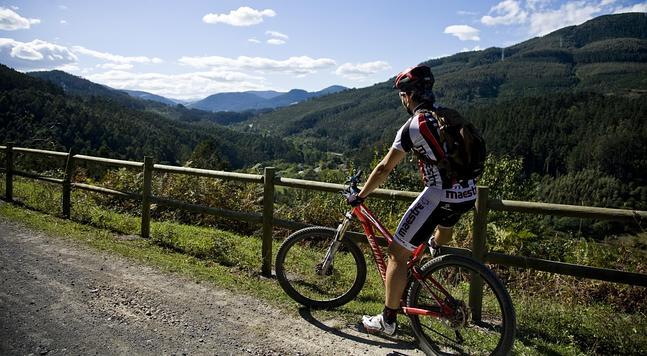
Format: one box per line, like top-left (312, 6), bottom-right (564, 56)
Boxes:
top-left (393, 65), bottom-right (434, 91)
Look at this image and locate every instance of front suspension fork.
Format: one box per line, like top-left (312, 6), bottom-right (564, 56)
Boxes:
top-left (318, 211), bottom-right (353, 275)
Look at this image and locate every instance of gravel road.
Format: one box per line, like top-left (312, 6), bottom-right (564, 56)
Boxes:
top-left (0, 216), bottom-right (424, 355)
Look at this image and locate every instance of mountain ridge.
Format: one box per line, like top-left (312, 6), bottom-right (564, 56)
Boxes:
top-left (243, 12), bottom-right (647, 145)
top-left (120, 89), bottom-right (180, 106)
top-left (189, 85), bottom-right (348, 112)
top-left (27, 70), bottom-right (347, 112)
top-left (1, 63), bottom-right (299, 168)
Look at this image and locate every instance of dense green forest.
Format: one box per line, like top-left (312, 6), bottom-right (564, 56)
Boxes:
top-left (241, 13), bottom-right (647, 143)
top-left (27, 69), bottom-right (267, 126)
top-left (0, 64), bottom-right (300, 168)
top-left (226, 13), bottom-right (647, 214)
top-left (1, 13), bottom-right (646, 216)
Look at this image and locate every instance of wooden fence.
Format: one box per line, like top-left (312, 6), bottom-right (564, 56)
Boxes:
top-left (2, 144), bottom-right (646, 295)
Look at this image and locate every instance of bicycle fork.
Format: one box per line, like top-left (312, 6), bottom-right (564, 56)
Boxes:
top-left (317, 211), bottom-right (353, 276)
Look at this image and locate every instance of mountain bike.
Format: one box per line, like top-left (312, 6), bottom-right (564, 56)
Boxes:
top-left (275, 171), bottom-right (516, 355)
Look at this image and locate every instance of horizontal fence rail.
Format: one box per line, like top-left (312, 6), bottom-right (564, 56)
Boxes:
top-left (1, 144), bottom-right (646, 287)
top-left (276, 177), bottom-right (419, 201)
top-left (74, 154), bottom-right (144, 168)
top-left (486, 252), bottom-right (647, 286)
top-left (14, 147), bottom-right (69, 158)
top-left (153, 164), bottom-right (263, 183)
top-left (72, 183), bottom-right (142, 200)
top-left (489, 199), bottom-right (647, 222)
top-left (13, 170), bottom-right (65, 184)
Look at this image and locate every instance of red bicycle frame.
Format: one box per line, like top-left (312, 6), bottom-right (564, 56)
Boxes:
top-left (347, 202), bottom-right (456, 318)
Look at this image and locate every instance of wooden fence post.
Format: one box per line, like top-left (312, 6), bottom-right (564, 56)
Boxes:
top-left (141, 156), bottom-right (153, 238)
top-left (62, 149), bottom-right (75, 218)
top-left (5, 143), bottom-right (13, 202)
top-left (469, 186), bottom-right (489, 322)
top-left (261, 167), bottom-right (276, 277)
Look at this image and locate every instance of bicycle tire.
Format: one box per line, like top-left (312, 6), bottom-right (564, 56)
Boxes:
top-left (275, 227), bottom-right (367, 309)
top-left (407, 255), bottom-right (516, 355)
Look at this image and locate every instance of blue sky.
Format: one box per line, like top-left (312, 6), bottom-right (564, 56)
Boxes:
top-left (1, 0), bottom-right (645, 100)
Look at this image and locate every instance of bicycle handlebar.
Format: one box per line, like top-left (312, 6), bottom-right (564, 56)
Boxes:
top-left (343, 170), bottom-right (363, 196)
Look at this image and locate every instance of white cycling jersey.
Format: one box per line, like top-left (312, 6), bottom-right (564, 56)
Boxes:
top-left (391, 107), bottom-right (478, 251)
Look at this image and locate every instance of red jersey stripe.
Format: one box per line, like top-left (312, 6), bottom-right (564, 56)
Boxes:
top-left (417, 114), bottom-right (445, 161)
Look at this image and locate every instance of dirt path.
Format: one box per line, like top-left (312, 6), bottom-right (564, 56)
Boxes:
top-left (0, 217), bottom-right (424, 355)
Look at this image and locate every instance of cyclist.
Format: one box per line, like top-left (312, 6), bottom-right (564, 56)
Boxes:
top-left (347, 65), bottom-right (478, 336)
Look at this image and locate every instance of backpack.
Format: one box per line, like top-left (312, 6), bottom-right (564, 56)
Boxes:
top-left (419, 107), bottom-right (487, 182)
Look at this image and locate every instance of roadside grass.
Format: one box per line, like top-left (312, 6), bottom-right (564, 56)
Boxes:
top-left (2, 178), bottom-right (386, 316)
top-left (2, 178), bottom-right (646, 354)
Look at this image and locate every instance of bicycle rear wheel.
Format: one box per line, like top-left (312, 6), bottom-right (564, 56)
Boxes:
top-left (275, 227), bottom-right (367, 309)
top-left (407, 255), bottom-right (516, 355)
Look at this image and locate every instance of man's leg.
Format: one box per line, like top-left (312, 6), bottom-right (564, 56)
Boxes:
top-left (363, 187), bottom-right (440, 334)
top-left (433, 225), bottom-right (453, 246)
top-left (384, 242), bottom-right (412, 309)
top-left (362, 242), bottom-right (412, 335)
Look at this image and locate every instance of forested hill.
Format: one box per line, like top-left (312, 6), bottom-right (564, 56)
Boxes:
top-left (27, 69), bottom-right (271, 126)
top-left (0, 64), bottom-right (300, 168)
top-left (189, 86), bottom-right (348, 112)
top-left (29, 70), bottom-right (136, 103)
top-left (233, 13), bottom-right (647, 211)
top-left (243, 13), bottom-right (647, 151)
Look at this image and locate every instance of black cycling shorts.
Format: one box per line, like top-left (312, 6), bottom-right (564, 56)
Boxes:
top-left (392, 185), bottom-right (476, 251)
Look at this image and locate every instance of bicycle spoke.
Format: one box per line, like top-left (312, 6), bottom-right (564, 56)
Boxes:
top-left (276, 227), bottom-right (366, 308)
top-left (407, 256), bottom-right (515, 355)
top-left (420, 323), bottom-right (469, 355)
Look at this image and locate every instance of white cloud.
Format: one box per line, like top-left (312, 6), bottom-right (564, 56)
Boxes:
top-left (0, 38), bottom-right (77, 69)
top-left (0, 38), bottom-right (165, 73)
top-left (202, 6), bottom-right (276, 26)
top-left (58, 5), bottom-right (68, 10)
top-left (444, 25), bottom-right (481, 41)
top-left (178, 55), bottom-right (336, 75)
top-left (526, 0), bottom-right (552, 11)
top-left (481, 0), bottom-right (528, 25)
top-left (85, 69), bottom-right (267, 100)
top-left (72, 45), bottom-right (163, 65)
top-left (264, 31), bottom-right (288, 45)
top-left (97, 62), bottom-right (134, 70)
top-left (529, 1), bottom-right (604, 36)
top-left (60, 20), bottom-right (67, 24)
top-left (55, 63), bottom-right (80, 72)
top-left (266, 30), bottom-right (288, 39)
top-left (481, 0), bottom-right (630, 37)
top-left (248, 38), bottom-right (261, 44)
top-left (267, 38), bottom-right (286, 45)
top-left (613, 2), bottom-right (647, 13)
top-left (0, 7), bottom-right (41, 30)
top-left (457, 10), bottom-right (478, 16)
top-left (334, 61), bottom-right (391, 80)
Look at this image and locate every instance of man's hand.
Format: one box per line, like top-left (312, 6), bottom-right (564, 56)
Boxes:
top-left (346, 193), bottom-right (365, 207)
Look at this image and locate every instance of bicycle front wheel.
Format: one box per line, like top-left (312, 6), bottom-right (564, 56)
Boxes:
top-left (275, 227), bottom-right (367, 309)
top-left (407, 255), bottom-right (516, 355)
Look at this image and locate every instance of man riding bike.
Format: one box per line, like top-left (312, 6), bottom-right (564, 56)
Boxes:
top-left (347, 65), bottom-right (479, 336)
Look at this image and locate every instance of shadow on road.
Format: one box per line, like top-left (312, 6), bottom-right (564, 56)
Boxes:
top-left (297, 307), bottom-right (421, 354)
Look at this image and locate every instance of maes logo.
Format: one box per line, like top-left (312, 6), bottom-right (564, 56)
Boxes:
top-left (445, 186), bottom-right (477, 200)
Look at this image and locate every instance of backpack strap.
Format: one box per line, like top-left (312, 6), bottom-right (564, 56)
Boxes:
top-left (416, 113), bottom-right (445, 161)
top-left (413, 112), bottom-right (455, 186)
